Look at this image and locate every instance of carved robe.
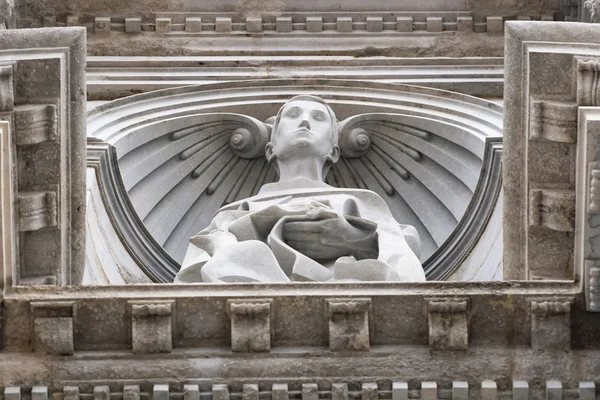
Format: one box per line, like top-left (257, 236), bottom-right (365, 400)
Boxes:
top-left (175, 180), bottom-right (425, 283)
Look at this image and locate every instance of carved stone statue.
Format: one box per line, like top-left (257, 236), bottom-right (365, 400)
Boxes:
top-left (175, 95), bottom-right (425, 283)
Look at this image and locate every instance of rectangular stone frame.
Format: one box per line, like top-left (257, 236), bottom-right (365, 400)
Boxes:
top-left (0, 28), bottom-right (86, 286)
top-left (503, 21), bottom-right (600, 282)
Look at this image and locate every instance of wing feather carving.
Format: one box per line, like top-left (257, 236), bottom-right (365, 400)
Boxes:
top-left (115, 111), bottom-right (488, 262)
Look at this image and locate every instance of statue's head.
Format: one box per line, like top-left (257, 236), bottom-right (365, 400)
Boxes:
top-left (265, 95), bottom-right (340, 179)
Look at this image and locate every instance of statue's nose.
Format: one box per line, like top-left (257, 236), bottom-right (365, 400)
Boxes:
top-left (299, 119), bottom-right (311, 130)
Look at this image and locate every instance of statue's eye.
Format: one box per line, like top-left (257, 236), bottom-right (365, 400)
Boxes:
top-left (286, 111), bottom-right (300, 118)
top-left (313, 113), bottom-right (325, 121)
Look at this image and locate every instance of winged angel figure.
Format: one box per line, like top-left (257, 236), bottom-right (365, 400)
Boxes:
top-left (174, 95), bottom-right (425, 283)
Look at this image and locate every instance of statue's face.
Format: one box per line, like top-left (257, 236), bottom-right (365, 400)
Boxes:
top-left (271, 99), bottom-right (335, 160)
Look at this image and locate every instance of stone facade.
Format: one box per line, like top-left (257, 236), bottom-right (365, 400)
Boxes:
top-left (2, 0), bottom-right (600, 395)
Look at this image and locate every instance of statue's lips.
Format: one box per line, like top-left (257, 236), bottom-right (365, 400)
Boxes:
top-left (294, 129), bottom-right (314, 136)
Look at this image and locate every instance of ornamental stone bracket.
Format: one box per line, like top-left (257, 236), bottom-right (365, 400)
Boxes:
top-left (327, 298), bottom-right (371, 351)
top-left (425, 298), bottom-right (469, 350)
top-left (0, 28), bottom-right (87, 288)
top-left (530, 299), bottom-right (572, 350)
top-left (129, 300), bottom-right (174, 354)
top-left (30, 301), bottom-right (76, 355)
top-left (227, 299), bottom-right (273, 353)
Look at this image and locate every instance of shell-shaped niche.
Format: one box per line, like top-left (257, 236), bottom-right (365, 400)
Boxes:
top-left (87, 79), bottom-right (503, 283)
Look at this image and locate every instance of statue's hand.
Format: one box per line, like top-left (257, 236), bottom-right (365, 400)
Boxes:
top-left (283, 208), bottom-right (378, 260)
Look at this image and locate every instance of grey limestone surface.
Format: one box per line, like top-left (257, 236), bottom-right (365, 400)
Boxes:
top-left (184, 386), bottom-right (200, 400)
top-left (271, 384), bottom-right (288, 400)
top-left (123, 386), bottom-right (140, 400)
top-left (302, 384), bottom-right (318, 400)
top-left (337, 17), bottom-right (353, 32)
top-left (276, 17), bottom-right (292, 32)
top-left (452, 381), bottom-right (469, 400)
top-left (513, 381), bottom-right (529, 400)
top-left (421, 382), bottom-right (436, 400)
top-left (332, 384), bottom-right (348, 400)
top-left (546, 381), bottom-right (562, 400)
top-left (185, 17), bottom-right (201, 32)
top-left (125, 18), bottom-right (141, 33)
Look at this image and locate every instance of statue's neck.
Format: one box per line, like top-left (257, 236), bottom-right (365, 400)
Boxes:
top-left (276, 157), bottom-right (326, 183)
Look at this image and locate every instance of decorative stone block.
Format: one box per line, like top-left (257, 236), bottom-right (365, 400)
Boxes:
top-left (306, 17), bottom-right (322, 32)
top-left (211, 385), bottom-right (227, 400)
top-left (513, 381), bottom-right (529, 400)
top-left (427, 298), bottom-right (468, 350)
top-left (227, 299), bottom-right (272, 352)
top-left (457, 16), bottom-right (473, 32)
top-left (530, 101), bottom-right (577, 143)
top-left (125, 18), bottom-right (141, 33)
top-left (276, 17), bottom-right (292, 32)
top-left (579, 382), bottom-right (595, 400)
top-left (183, 385), bottom-right (199, 400)
top-left (43, 16), bottom-right (56, 27)
top-left (337, 17), bottom-right (353, 32)
top-left (95, 17), bottom-right (111, 34)
top-left (392, 382), bottom-right (407, 400)
top-left (486, 16), bottom-right (503, 34)
top-left (421, 382), bottom-right (437, 400)
top-left (367, 17), bottom-right (383, 32)
top-left (31, 301), bottom-right (75, 355)
top-left (0, 64), bottom-right (13, 112)
top-left (427, 17), bottom-right (443, 32)
top-left (18, 191), bottom-right (57, 232)
top-left (123, 386), bottom-right (140, 400)
top-left (302, 384), bottom-right (318, 400)
top-left (14, 104), bottom-right (57, 145)
top-left (397, 17), bottom-right (412, 32)
top-left (452, 381), bottom-right (468, 400)
top-left (332, 384), bottom-right (349, 400)
top-left (528, 188), bottom-right (575, 232)
top-left (215, 17), bottom-right (232, 33)
top-left (130, 300), bottom-right (174, 354)
top-left (66, 16), bottom-right (79, 26)
top-left (93, 387), bottom-right (110, 400)
top-left (327, 298), bottom-right (370, 351)
top-left (362, 383), bottom-right (377, 400)
top-left (531, 300), bottom-right (571, 350)
top-left (272, 384), bottom-right (288, 400)
top-left (31, 387), bottom-right (47, 400)
top-left (481, 381), bottom-right (497, 400)
top-left (185, 17), bottom-right (202, 32)
top-left (242, 384), bottom-right (259, 400)
top-left (5, 387), bottom-right (20, 400)
top-left (153, 385), bottom-right (168, 400)
top-left (155, 18), bottom-right (171, 33)
top-left (246, 17), bottom-right (262, 33)
top-left (63, 387), bottom-right (79, 400)
top-left (546, 381), bottom-right (562, 400)
top-left (578, 59), bottom-right (600, 106)
top-left (588, 168), bottom-right (600, 214)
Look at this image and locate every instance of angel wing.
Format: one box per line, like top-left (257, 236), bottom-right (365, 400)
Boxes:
top-left (117, 111), bottom-right (486, 264)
